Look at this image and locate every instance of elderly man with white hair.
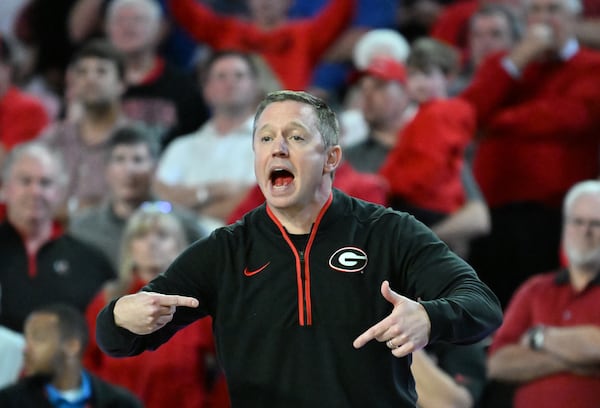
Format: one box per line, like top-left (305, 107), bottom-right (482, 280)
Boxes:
top-left (487, 179), bottom-right (600, 408)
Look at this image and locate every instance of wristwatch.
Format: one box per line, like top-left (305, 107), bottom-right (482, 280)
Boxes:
top-left (528, 325), bottom-right (545, 350)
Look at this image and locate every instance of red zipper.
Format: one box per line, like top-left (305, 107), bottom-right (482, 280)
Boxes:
top-left (267, 194), bottom-right (332, 325)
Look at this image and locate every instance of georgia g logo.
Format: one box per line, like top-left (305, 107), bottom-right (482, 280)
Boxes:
top-left (328, 247), bottom-right (368, 273)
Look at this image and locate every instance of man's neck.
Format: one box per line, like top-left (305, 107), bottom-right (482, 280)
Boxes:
top-left (370, 128), bottom-right (399, 149)
top-left (112, 196), bottom-right (148, 219)
top-left (211, 109), bottom-right (252, 135)
top-left (51, 367), bottom-right (82, 391)
top-left (81, 105), bottom-right (122, 145)
top-left (268, 184), bottom-right (331, 235)
top-left (569, 266), bottom-right (599, 292)
top-left (12, 218), bottom-right (53, 254)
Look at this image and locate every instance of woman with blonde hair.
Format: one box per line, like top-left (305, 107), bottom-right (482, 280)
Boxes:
top-left (84, 205), bottom-right (229, 407)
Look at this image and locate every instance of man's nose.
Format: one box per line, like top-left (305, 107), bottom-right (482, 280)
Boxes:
top-left (272, 137), bottom-right (289, 156)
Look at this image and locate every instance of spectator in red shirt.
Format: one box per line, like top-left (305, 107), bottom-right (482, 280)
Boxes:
top-left (167, 0), bottom-right (355, 90)
top-left (487, 179), bottom-right (600, 408)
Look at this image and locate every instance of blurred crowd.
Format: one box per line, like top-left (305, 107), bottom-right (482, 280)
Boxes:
top-left (1, 0), bottom-right (600, 407)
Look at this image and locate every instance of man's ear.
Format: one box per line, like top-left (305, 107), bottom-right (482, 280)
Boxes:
top-left (324, 145), bottom-right (342, 175)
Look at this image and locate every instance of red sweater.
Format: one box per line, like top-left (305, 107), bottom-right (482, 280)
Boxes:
top-left (379, 98), bottom-right (474, 214)
top-left (461, 49), bottom-right (600, 208)
top-left (0, 86), bottom-right (48, 150)
top-left (84, 279), bottom-right (228, 408)
top-left (168, 0), bottom-right (354, 90)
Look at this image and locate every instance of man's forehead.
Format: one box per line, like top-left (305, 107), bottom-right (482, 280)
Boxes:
top-left (112, 143), bottom-right (152, 155)
top-left (257, 102), bottom-right (316, 128)
top-left (75, 57), bottom-right (117, 69)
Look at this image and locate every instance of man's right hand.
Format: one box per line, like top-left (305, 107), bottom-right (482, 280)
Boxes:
top-left (114, 292), bottom-right (199, 335)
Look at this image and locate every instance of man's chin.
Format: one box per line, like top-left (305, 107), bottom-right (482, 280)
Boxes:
top-left (566, 247), bottom-right (600, 269)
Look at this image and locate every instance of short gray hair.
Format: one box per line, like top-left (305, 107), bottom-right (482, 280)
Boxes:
top-left (2, 141), bottom-right (68, 187)
top-left (253, 90), bottom-right (340, 148)
top-left (107, 0), bottom-right (162, 25)
top-left (563, 180), bottom-right (600, 216)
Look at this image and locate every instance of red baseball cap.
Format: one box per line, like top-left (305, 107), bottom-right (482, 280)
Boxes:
top-left (351, 56), bottom-right (407, 84)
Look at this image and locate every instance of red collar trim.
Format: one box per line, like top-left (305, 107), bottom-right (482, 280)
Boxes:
top-left (18, 221), bottom-right (65, 278)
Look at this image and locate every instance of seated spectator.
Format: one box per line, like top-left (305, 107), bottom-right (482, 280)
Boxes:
top-left (487, 180), bottom-right (600, 408)
top-left (0, 142), bottom-right (115, 333)
top-left (106, 0), bottom-right (209, 147)
top-left (0, 303), bottom-right (142, 407)
top-left (84, 207), bottom-right (228, 408)
top-left (39, 39), bottom-right (131, 214)
top-left (167, 0), bottom-right (355, 90)
top-left (154, 51), bottom-right (260, 227)
top-left (69, 126), bottom-right (206, 269)
top-left (0, 33), bottom-right (49, 174)
top-left (343, 56), bottom-right (414, 174)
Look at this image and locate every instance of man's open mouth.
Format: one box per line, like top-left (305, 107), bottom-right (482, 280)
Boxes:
top-left (270, 169), bottom-right (294, 187)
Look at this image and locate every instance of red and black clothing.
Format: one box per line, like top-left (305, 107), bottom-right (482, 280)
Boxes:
top-left (0, 221), bottom-right (115, 332)
top-left (97, 189), bottom-right (502, 407)
top-left (122, 57), bottom-right (209, 147)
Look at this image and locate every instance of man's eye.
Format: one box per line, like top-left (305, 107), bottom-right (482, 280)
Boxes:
top-left (260, 135), bottom-right (272, 142)
top-left (290, 135), bottom-right (304, 142)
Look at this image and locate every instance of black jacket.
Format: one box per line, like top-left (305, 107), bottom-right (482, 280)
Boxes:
top-left (0, 372), bottom-right (142, 407)
top-left (97, 189), bottom-right (502, 407)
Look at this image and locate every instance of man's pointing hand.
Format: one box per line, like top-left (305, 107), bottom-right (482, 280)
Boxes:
top-left (114, 292), bottom-right (199, 335)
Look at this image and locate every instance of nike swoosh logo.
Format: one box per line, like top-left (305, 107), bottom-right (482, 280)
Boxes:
top-left (243, 262), bottom-right (271, 277)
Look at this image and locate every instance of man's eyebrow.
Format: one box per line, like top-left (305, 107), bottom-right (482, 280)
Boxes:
top-left (257, 121), bottom-right (311, 133)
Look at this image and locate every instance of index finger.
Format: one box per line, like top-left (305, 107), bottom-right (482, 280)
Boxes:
top-left (157, 294), bottom-right (199, 308)
top-left (352, 316), bottom-right (392, 349)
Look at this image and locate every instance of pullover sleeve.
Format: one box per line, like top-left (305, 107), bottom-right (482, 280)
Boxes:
top-left (303, 0), bottom-right (355, 61)
top-left (460, 53), bottom-right (516, 128)
top-left (387, 213), bottom-right (503, 344)
top-left (96, 236), bottom-right (218, 357)
top-left (167, 0), bottom-right (241, 48)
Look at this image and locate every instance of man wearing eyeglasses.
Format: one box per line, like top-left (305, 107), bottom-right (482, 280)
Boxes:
top-left (486, 179), bottom-right (600, 408)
